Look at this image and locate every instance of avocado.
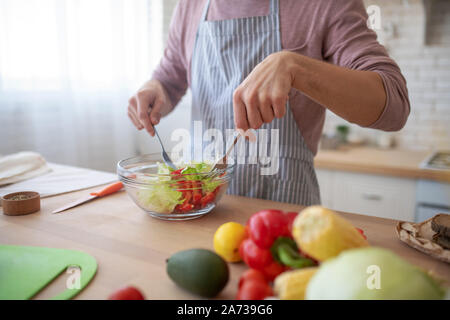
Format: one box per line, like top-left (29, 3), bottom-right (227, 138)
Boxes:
top-left (166, 249), bottom-right (229, 298)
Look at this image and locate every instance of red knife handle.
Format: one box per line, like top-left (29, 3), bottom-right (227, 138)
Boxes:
top-left (90, 181), bottom-right (123, 197)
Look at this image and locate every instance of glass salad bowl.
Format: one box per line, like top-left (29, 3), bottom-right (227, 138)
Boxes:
top-left (117, 154), bottom-right (235, 220)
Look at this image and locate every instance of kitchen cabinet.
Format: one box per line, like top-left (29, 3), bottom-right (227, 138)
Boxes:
top-left (314, 147), bottom-right (450, 222)
top-left (316, 169), bottom-right (416, 221)
top-left (415, 179), bottom-right (450, 221)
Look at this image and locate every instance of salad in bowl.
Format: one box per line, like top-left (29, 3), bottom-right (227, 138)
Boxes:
top-left (117, 154), bottom-right (235, 220)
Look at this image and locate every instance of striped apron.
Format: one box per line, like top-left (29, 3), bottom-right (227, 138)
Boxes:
top-left (190, 0), bottom-right (320, 205)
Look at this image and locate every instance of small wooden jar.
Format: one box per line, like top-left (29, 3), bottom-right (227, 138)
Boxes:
top-left (1, 191), bottom-right (40, 216)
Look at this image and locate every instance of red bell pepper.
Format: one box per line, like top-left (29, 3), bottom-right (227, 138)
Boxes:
top-left (247, 209), bottom-right (291, 249)
top-left (239, 210), bottom-right (315, 281)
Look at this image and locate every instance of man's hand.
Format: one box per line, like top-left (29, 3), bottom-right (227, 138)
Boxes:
top-left (233, 52), bottom-right (294, 131)
top-left (127, 80), bottom-right (173, 136)
top-left (233, 50), bottom-right (389, 131)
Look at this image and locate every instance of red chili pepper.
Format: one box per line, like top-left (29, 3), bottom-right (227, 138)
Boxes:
top-left (356, 227), bottom-right (367, 240)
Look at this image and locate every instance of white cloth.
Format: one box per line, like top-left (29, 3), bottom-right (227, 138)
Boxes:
top-left (0, 163), bottom-right (117, 200)
top-left (0, 151), bottom-right (52, 186)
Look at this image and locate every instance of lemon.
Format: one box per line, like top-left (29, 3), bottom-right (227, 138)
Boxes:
top-left (213, 222), bottom-right (247, 262)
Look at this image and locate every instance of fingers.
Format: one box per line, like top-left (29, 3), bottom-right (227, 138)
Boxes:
top-left (233, 86), bottom-right (287, 130)
top-left (127, 80), bottom-right (171, 136)
top-left (271, 90), bottom-right (288, 119)
top-left (127, 97), bottom-right (143, 130)
top-left (258, 93), bottom-right (275, 123)
top-left (149, 97), bottom-right (163, 126)
top-left (136, 90), bottom-right (156, 136)
top-left (243, 89), bottom-right (264, 129)
top-left (233, 88), bottom-right (249, 131)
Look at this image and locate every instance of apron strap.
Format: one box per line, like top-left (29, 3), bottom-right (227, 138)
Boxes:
top-left (269, 0), bottom-right (279, 15)
top-left (201, 0), bottom-right (211, 22)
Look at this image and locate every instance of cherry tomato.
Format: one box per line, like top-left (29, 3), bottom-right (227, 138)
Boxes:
top-left (181, 190), bottom-right (192, 203)
top-left (108, 286), bottom-right (145, 300)
top-left (192, 182), bottom-right (202, 205)
top-left (200, 192), bottom-right (215, 207)
top-left (171, 168), bottom-right (183, 175)
top-left (238, 269), bottom-right (267, 289)
top-left (236, 280), bottom-right (273, 300)
top-left (175, 202), bottom-right (194, 213)
top-left (213, 186), bottom-right (221, 195)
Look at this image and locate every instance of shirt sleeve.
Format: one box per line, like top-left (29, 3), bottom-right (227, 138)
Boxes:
top-left (322, 0), bottom-right (410, 131)
top-left (151, 1), bottom-right (188, 109)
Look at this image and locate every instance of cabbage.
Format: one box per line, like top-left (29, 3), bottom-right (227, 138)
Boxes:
top-left (157, 162), bottom-right (173, 175)
top-left (306, 247), bottom-right (446, 300)
top-left (137, 184), bottom-right (183, 214)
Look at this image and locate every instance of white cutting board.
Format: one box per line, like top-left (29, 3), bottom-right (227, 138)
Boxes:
top-left (0, 163), bottom-right (117, 200)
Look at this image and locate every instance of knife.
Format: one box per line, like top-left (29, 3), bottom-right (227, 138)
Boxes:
top-left (52, 181), bottom-right (124, 214)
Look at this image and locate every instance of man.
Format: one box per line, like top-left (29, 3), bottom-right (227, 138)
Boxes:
top-left (127, 0), bottom-right (410, 205)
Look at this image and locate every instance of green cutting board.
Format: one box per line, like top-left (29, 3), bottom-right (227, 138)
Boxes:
top-left (0, 245), bottom-right (97, 300)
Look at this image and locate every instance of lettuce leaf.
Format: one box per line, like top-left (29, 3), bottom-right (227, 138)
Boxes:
top-left (137, 184), bottom-right (183, 213)
top-left (202, 178), bottom-right (221, 193)
top-left (137, 161), bottom-right (221, 213)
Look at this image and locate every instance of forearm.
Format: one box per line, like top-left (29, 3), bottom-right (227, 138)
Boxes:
top-left (286, 52), bottom-right (387, 127)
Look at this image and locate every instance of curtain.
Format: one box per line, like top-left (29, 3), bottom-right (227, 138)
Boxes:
top-left (0, 0), bottom-right (164, 172)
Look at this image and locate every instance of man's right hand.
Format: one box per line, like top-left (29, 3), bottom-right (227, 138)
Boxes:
top-left (127, 80), bottom-right (172, 136)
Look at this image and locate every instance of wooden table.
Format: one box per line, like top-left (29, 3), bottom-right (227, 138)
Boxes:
top-left (1, 187), bottom-right (449, 299)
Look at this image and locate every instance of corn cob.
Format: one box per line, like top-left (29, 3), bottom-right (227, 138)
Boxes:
top-left (274, 267), bottom-right (318, 300)
top-left (292, 206), bottom-right (369, 261)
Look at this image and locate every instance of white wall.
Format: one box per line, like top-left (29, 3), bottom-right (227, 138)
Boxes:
top-left (137, 0), bottom-right (191, 155)
top-left (324, 0), bottom-right (450, 151)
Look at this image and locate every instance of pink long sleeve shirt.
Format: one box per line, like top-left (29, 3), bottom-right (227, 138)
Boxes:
top-left (152, 0), bottom-right (410, 155)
